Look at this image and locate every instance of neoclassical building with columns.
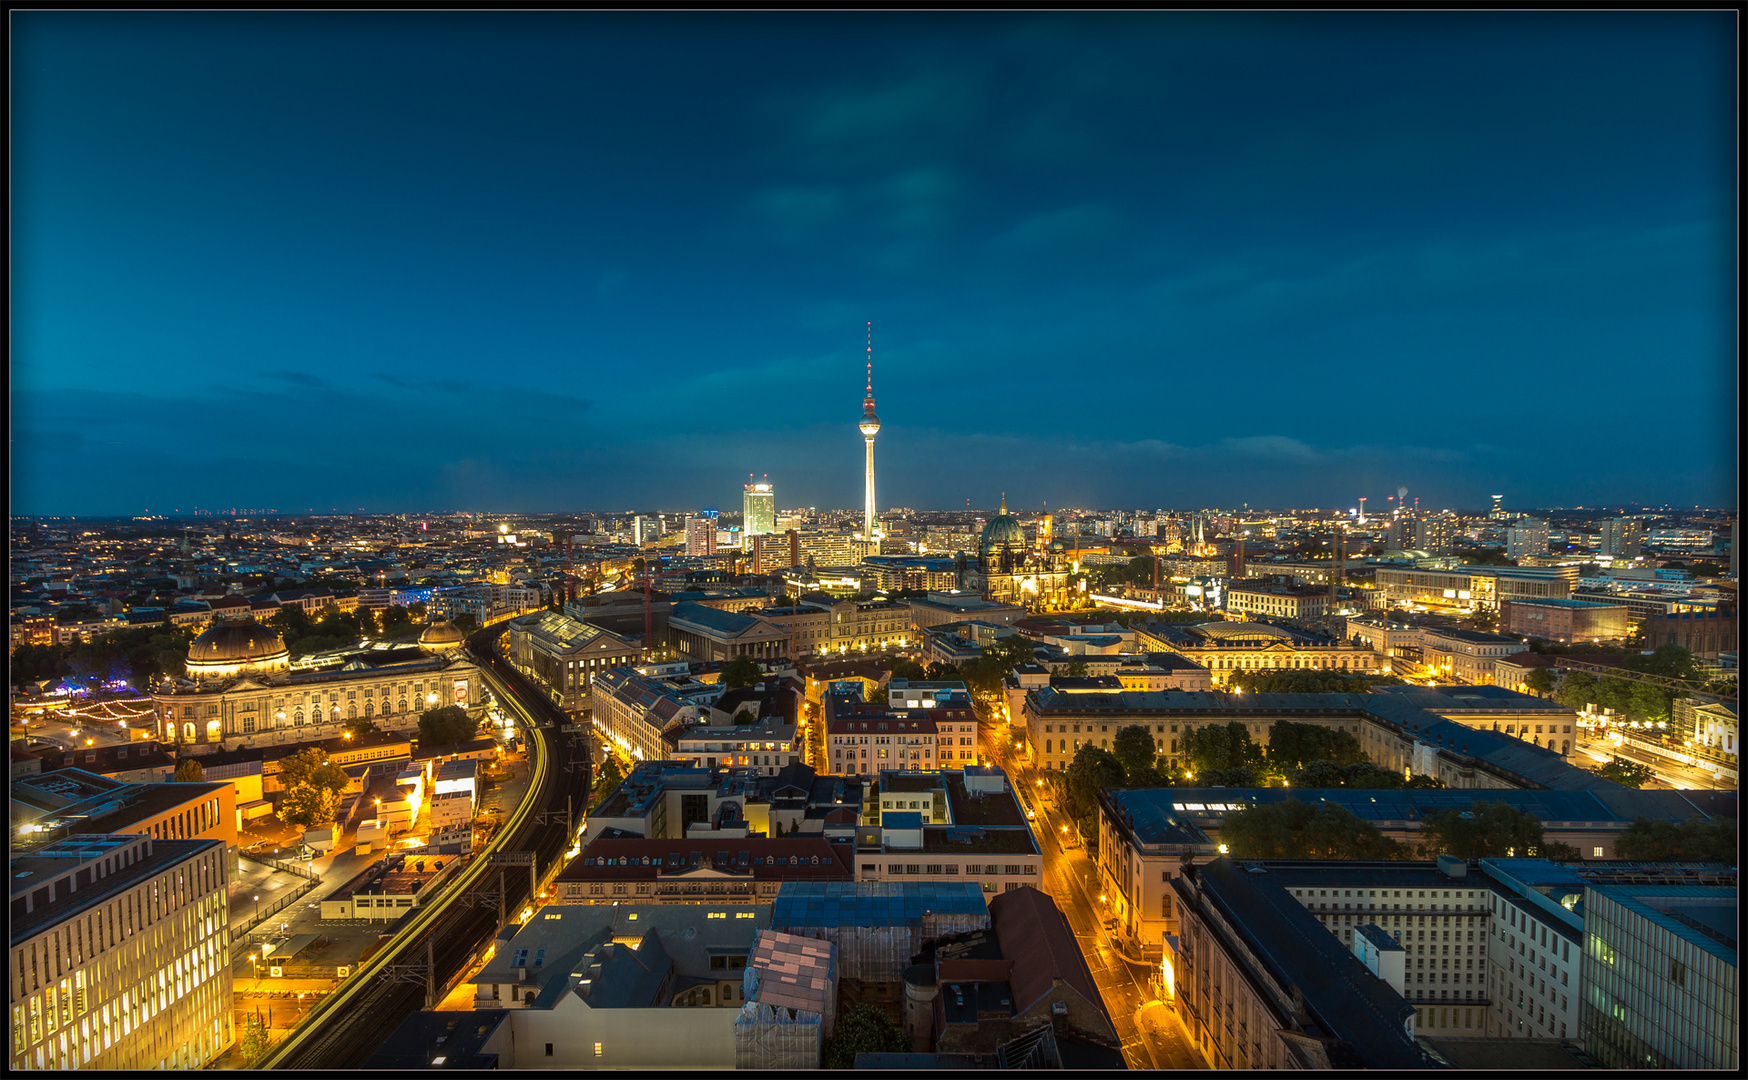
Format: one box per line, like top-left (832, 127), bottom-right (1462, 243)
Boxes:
top-left (152, 617), bottom-right (482, 756)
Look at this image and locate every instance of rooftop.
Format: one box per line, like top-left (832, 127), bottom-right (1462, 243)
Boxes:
top-left (772, 880), bottom-right (989, 928)
top-left (1189, 858), bottom-right (1432, 1070)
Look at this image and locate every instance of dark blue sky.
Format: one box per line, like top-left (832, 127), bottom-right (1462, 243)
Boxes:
top-left (13, 12), bottom-right (1737, 516)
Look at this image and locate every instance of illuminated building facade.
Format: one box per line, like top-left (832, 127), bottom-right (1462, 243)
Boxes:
top-left (1136, 621), bottom-right (1378, 688)
top-left (685, 516), bottom-right (716, 556)
top-left (151, 619), bottom-right (480, 756)
top-left (959, 497), bottom-right (1071, 607)
top-left (505, 611), bottom-right (640, 712)
top-left (9, 833), bottom-right (233, 1071)
top-left (742, 479), bottom-right (775, 537)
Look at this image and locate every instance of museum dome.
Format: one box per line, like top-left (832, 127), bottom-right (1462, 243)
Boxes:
top-left (418, 619), bottom-right (466, 651)
top-left (186, 618), bottom-right (289, 679)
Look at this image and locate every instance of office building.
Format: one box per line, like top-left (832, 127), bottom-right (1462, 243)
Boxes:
top-left (581, 760), bottom-right (863, 845)
top-left (1580, 877), bottom-right (1737, 1069)
top-left (1098, 786), bottom-right (1735, 953)
top-left (1507, 518), bottom-right (1550, 562)
top-left (1500, 598), bottom-right (1632, 643)
top-left (9, 833), bottom-right (233, 1071)
top-left (742, 479), bottom-right (775, 538)
top-left (633, 516), bottom-right (661, 545)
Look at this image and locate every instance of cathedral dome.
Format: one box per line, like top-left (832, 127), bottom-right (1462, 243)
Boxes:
top-left (980, 495), bottom-right (1026, 555)
top-left (186, 619), bottom-right (289, 679)
top-left (418, 620), bottom-right (466, 651)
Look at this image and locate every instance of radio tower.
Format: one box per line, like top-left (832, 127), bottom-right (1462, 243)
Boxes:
top-left (858, 322), bottom-right (881, 543)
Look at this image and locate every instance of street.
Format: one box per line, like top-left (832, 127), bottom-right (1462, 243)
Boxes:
top-left (1574, 731), bottom-right (1737, 791)
top-left (982, 717), bottom-right (1204, 1070)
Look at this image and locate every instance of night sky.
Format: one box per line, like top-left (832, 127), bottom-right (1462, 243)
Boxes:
top-left (12, 12), bottom-right (1738, 516)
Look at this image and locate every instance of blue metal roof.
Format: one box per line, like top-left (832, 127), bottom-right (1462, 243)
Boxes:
top-left (771, 881), bottom-right (988, 928)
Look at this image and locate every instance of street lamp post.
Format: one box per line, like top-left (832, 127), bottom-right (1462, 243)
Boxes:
top-left (253, 894), bottom-right (260, 923)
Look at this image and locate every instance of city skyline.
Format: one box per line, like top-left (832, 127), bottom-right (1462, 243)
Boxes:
top-left (13, 11), bottom-right (1739, 515)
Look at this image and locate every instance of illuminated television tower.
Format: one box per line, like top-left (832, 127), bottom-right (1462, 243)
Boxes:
top-left (858, 322), bottom-right (881, 541)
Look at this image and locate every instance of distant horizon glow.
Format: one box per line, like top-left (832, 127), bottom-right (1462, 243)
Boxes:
top-left (12, 12), bottom-right (1738, 515)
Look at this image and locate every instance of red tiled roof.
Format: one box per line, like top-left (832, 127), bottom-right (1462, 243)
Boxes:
top-left (557, 836), bottom-right (853, 882)
top-left (938, 957), bottom-right (1014, 983)
top-left (989, 886), bottom-right (1106, 1016)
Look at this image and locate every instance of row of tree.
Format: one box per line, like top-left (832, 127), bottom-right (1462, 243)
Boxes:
top-left (10, 624), bottom-right (195, 692)
top-left (1219, 799), bottom-right (1737, 864)
top-left (266, 601), bottom-right (440, 657)
top-left (1221, 797), bottom-right (1582, 861)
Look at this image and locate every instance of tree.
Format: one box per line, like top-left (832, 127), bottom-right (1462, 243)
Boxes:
top-left (1552, 671), bottom-right (1597, 711)
top-left (924, 661), bottom-right (961, 680)
top-left (356, 607), bottom-right (379, 635)
top-left (1182, 721), bottom-right (1264, 777)
top-left (172, 758), bottom-right (206, 783)
top-left (419, 705), bottom-right (477, 746)
top-left (450, 613), bottom-right (479, 634)
top-left (237, 1013), bottom-right (273, 1065)
top-left (381, 604), bottom-right (412, 629)
top-left (1111, 725), bottom-right (1158, 783)
top-left (888, 658), bottom-right (927, 682)
top-left (1522, 667), bottom-right (1556, 698)
top-left (1064, 659), bottom-right (1089, 677)
top-left (1419, 800), bottom-right (1548, 860)
top-left (1267, 720), bottom-right (1365, 771)
top-left (1222, 798), bottom-right (1403, 860)
top-left (408, 600), bottom-right (428, 620)
top-left (1596, 756), bottom-right (1654, 788)
top-left (592, 755), bottom-right (625, 808)
top-left (864, 681), bottom-right (885, 704)
top-left (281, 783), bottom-right (341, 830)
top-left (1541, 840), bottom-right (1584, 862)
top-left (276, 747), bottom-right (347, 824)
top-left (733, 709), bottom-right (758, 726)
top-left (822, 1004), bottom-right (909, 1068)
top-left (1614, 817), bottom-right (1736, 864)
top-left (1625, 683), bottom-right (1670, 724)
top-left (722, 655), bottom-right (762, 689)
top-left (1062, 743), bottom-right (1125, 831)
top-left (1231, 669), bottom-right (1371, 695)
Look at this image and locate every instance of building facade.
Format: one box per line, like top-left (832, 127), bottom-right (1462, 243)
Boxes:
top-left (506, 611), bottom-right (640, 712)
top-left (9, 834), bottom-right (233, 1071)
top-left (1500, 598), bottom-right (1632, 643)
top-left (1136, 621), bottom-right (1379, 688)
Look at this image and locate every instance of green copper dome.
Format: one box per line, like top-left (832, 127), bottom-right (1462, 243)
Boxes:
top-left (979, 494), bottom-right (1026, 554)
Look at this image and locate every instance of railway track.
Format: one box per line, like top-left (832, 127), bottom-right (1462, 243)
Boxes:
top-left (258, 625), bottom-right (591, 1068)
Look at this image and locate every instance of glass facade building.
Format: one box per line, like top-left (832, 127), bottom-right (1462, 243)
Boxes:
top-left (1581, 884), bottom-right (1737, 1070)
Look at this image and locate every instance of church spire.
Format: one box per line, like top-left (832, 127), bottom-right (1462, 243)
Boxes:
top-left (1000, 492), bottom-right (1007, 515)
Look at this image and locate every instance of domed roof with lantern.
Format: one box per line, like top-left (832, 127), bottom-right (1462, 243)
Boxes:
top-left (418, 620), bottom-right (466, 652)
top-left (979, 494), bottom-right (1027, 555)
top-left (186, 618), bottom-right (289, 679)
